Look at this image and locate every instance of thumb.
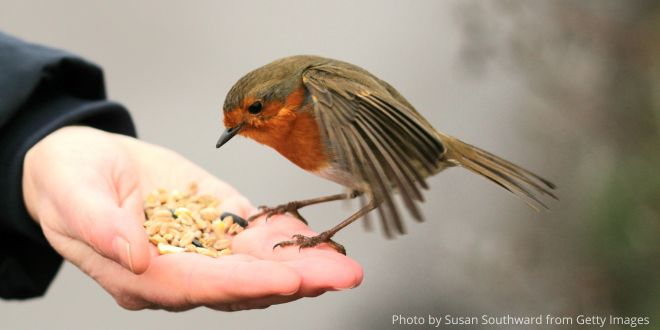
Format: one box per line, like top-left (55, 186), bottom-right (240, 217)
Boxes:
top-left (67, 190), bottom-right (151, 274)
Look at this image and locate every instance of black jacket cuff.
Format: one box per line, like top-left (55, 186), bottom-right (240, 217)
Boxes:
top-left (0, 96), bottom-right (136, 299)
top-left (0, 31), bottom-right (136, 299)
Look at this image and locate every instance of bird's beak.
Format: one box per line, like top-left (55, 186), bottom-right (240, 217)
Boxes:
top-left (216, 122), bottom-right (245, 148)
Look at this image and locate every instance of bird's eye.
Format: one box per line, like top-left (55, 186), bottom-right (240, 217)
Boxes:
top-left (248, 101), bottom-right (263, 114)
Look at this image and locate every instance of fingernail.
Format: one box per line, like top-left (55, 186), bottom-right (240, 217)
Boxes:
top-left (113, 237), bottom-right (134, 273)
top-left (332, 278), bottom-right (361, 291)
top-left (281, 288), bottom-right (299, 296)
top-left (332, 284), bottom-right (359, 291)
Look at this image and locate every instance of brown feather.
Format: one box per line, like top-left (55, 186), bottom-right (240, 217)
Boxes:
top-left (303, 64), bottom-right (445, 235)
top-left (437, 133), bottom-right (557, 210)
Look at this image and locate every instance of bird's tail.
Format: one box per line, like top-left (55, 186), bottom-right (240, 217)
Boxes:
top-left (437, 133), bottom-right (557, 210)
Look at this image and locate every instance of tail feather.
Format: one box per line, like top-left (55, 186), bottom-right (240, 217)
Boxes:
top-left (438, 134), bottom-right (557, 210)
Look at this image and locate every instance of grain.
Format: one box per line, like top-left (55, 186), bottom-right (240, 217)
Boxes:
top-left (157, 243), bottom-right (185, 255)
top-left (200, 207), bottom-right (220, 221)
top-left (143, 182), bottom-right (249, 258)
top-left (149, 235), bottom-right (167, 245)
top-left (195, 247), bottom-right (219, 258)
top-left (213, 238), bottom-right (231, 250)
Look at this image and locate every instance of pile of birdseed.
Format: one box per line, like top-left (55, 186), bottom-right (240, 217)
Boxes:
top-left (143, 182), bottom-right (248, 258)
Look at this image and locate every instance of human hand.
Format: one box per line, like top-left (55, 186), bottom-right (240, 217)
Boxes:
top-left (22, 126), bottom-right (362, 311)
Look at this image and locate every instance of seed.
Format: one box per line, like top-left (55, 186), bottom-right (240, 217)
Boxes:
top-left (177, 217), bottom-right (193, 227)
top-left (179, 231), bottom-right (195, 247)
top-left (145, 194), bottom-right (159, 206)
top-left (202, 232), bottom-right (216, 244)
top-left (200, 207), bottom-right (220, 221)
top-left (154, 209), bottom-right (173, 219)
top-left (158, 243), bottom-right (184, 254)
top-left (196, 195), bottom-right (217, 206)
top-left (221, 212), bottom-right (248, 228)
top-left (149, 235), bottom-right (167, 245)
top-left (213, 238), bottom-right (231, 250)
top-left (170, 189), bottom-right (183, 201)
top-left (159, 222), bottom-right (170, 236)
top-left (144, 183), bottom-right (243, 258)
top-left (169, 221), bottom-right (183, 231)
top-left (170, 230), bottom-right (181, 241)
top-left (223, 216), bottom-right (234, 228)
top-left (227, 223), bottom-right (240, 235)
top-left (194, 216), bottom-right (208, 230)
top-left (212, 220), bottom-right (226, 238)
top-left (186, 203), bottom-right (202, 213)
top-left (144, 209), bottom-right (154, 219)
top-left (205, 236), bottom-right (217, 246)
top-left (192, 237), bottom-right (204, 248)
top-left (196, 247), bottom-right (219, 258)
top-left (174, 207), bottom-right (192, 218)
top-left (145, 222), bottom-right (162, 235)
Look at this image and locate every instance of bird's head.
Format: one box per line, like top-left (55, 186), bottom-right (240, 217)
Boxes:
top-left (216, 57), bottom-right (311, 149)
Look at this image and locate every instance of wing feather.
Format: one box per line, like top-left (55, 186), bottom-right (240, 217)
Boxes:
top-left (303, 64), bottom-right (445, 236)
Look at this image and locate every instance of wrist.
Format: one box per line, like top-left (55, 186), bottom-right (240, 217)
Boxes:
top-left (21, 126), bottom-right (84, 222)
top-left (22, 133), bottom-right (45, 223)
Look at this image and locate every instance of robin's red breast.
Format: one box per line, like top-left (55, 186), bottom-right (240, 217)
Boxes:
top-left (217, 55), bottom-right (556, 254)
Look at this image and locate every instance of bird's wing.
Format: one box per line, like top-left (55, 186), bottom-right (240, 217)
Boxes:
top-left (302, 64), bottom-right (446, 237)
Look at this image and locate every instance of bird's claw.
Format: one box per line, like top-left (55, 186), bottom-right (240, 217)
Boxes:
top-left (272, 233), bottom-right (346, 255)
top-left (248, 202), bottom-right (308, 224)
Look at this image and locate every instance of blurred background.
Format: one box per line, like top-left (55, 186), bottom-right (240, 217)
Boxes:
top-left (1, 0), bottom-right (658, 329)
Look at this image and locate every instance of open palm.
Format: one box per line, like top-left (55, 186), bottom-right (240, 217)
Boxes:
top-left (22, 126), bottom-right (362, 311)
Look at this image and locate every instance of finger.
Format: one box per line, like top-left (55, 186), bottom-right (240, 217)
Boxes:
top-left (64, 189), bottom-right (150, 274)
top-left (45, 233), bottom-right (154, 310)
top-left (284, 256), bottom-right (363, 293)
top-left (206, 294), bottom-right (302, 311)
top-left (232, 215), bottom-right (364, 292)
top-left (143, 253), bottom-right (301, 305)
top-left (105, 253), bottom-right (303, 309)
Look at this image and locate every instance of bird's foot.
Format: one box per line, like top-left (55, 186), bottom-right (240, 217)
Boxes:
top-left (273, 231), bottom-right (346, 255)
top-left (247, 201), bottom-right (308, 224)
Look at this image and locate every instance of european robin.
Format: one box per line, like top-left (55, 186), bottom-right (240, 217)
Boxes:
top-left (217, 55), bottom-right (556, 254)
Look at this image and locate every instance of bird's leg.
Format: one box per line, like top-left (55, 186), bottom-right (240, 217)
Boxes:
top-left (273, 198), bottom-right (379, 255)
top-left (248, 190), bottom-right (362, 224)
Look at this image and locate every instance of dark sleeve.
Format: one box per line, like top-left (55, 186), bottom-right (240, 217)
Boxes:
top-left (0, 31), bottom-right (137, 299)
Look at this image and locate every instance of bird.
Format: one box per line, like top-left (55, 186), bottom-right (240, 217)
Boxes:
top-left (216, 55), bottom-right (557, 254)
